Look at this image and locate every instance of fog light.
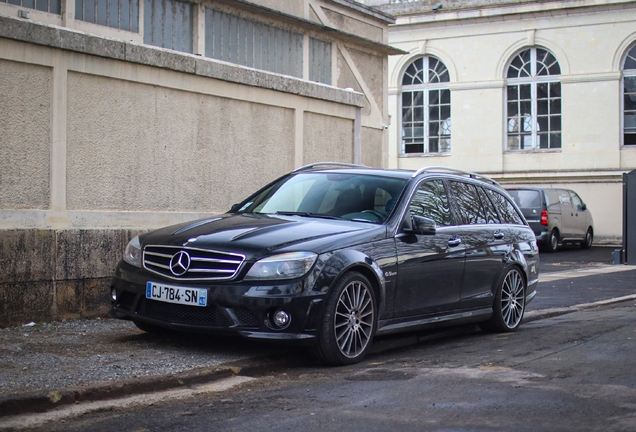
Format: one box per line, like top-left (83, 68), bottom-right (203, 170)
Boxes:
top-left (273, 309), bottom-right (291, 328)
top-left (110, 288), bottom-right (117, 302)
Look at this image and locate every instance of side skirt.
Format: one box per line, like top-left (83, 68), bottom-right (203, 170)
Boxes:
top-left (376, 308), bottom-right (493, 336)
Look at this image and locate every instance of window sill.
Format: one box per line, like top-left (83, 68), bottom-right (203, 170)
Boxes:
top-left (399, 153), bottom-right (451, 158)
top-left (504, 149), bottom-right (562, 154)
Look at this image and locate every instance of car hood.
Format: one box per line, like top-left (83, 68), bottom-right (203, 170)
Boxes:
top-left (140, 213), bottom-right (382, 260)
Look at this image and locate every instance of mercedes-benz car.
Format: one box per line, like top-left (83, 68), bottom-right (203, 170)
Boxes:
top-left (110, 163), bottom-right (539, 365)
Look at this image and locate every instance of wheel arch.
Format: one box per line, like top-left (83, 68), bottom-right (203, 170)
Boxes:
top-left (318, 249), bottom-right (387, 314)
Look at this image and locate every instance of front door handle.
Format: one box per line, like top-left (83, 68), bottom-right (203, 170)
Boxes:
top-left (494, 231), bottom-right (505, 240)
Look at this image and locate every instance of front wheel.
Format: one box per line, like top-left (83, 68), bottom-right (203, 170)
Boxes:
top-left (581, 227), bottom-right (593, 249)
top-left (310, 271), bottom-right (377, 366)
top-left (479, 267), bottom-right (526, 333)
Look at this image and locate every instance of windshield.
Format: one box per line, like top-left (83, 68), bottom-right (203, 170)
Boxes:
top-left (236, 172), bottom-right (408, 224)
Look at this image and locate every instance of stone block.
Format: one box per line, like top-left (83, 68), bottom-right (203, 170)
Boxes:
top-left (54, 280), bottom-right (83, 319)
top-left (55, 230), bottom-right (129, 280)
top-left (0, 230), bottom-right (55, 284)
top-left (0, 281), bottom-right (54, 327)
top-left (83, 278), bottom-right (112, 319)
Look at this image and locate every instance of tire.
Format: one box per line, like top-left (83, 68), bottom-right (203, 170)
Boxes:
top-left (310, 271), bottom-right (377, 366)
top-left (546, 229), bottom-right (559, 252)
top-left (479, 267), bottom-right (526, 333)
top-left (581, 227), bottom-right (593, 249)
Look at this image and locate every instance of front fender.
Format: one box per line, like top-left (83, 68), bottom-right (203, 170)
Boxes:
top-left (313, 249), bottom-right (387, 314)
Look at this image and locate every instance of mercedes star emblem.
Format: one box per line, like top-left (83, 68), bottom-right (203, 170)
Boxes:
top-left (169, 251), bottom-right (191, 276)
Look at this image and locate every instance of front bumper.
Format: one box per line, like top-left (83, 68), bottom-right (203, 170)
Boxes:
top-left (110, 262), bottom-right (326, 345)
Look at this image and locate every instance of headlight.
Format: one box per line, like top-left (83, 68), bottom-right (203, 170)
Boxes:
top-left (123, 236), bottom-right (142, 268)
top-left (245, 252), bottom-right (317, 280)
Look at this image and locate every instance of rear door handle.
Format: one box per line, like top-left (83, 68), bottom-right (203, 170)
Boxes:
top-left (494, 231), bottom-right (505, 240)
top-left (448, 238), bottom-right (462, 247)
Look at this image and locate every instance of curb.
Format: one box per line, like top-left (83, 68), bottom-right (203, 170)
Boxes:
top-left (523, 293), bottom-right (636, 323)
top-left (2, 294), bottom-right (635, 418)
top-left (0, 352), bottom-right (306, 418)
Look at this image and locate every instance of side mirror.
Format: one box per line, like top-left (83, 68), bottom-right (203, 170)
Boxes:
top-left (229, 203), bottom-right (241, 213)
top-left (580, 203), bottom-right (587, 211)
top-left (406, 215), bottom-right (437, 235)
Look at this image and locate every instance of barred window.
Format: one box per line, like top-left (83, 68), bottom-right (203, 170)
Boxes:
top-left (506, 48), bottom-right (561, 151)
top-left (400, 56), bottom-right (451, 155)
top-left (0, 0), bottom-right (60, 14)
top-left (622, 44), bottom-right (636, 146)
top-left (309, 37), bottom-right (332, 85)
top-left (144, 0), bottom-right (193, 54)
top-left (75, 0), bottom-right (139, 32)
top-left (206, 8), bottom-right (330, 82)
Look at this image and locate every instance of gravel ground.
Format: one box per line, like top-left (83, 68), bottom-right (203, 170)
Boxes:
top-left (0, 318), bottom-right (283, 398)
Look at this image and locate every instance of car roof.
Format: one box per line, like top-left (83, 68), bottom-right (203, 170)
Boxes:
top-left (294, 163), bottom-right (500, 186)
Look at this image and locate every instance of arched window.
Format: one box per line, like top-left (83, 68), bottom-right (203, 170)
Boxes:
top-left (400, 56), bottom-right (451, 154)
top-left (506, 48), bottom-right (561, 151)
top-left (623, 45), bottom-right (636, 146)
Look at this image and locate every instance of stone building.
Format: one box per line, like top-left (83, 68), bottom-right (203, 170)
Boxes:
top-left (0, 0), bottom-right (400, 326)
top-left (359, 0), bottom-right (636, 244)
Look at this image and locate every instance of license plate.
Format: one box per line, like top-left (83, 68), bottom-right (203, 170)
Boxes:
top-left (146, 282), bottom-right (207, 307)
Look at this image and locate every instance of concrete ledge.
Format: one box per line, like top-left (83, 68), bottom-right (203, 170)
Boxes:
top-left (0, 15), bottom-right (366, 108)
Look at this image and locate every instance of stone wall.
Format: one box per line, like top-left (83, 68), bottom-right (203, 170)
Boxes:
top-left (0, 0), bottom-right (396, 326)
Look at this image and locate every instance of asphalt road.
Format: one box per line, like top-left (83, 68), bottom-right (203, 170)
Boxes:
top-left (531, 246), bottom-right (635, 310)
top-left (1, 245), bottom-right (634, 431)
top-left (16, 302), bottom-right (636, 432)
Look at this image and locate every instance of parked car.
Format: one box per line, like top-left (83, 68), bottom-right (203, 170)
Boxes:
top-left (110, 163), bottom-right (539, 365)
top-left (505, 187), bottom-right (594, 252)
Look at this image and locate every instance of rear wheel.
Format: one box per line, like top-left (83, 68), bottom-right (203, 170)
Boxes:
top-left (547, 229), bottom-right (559, 252)
top-left (479, 267), bottom-right (526, 333)
top-left (310, 271), bottom-right (377, 366)
top-left (581, 227), bottom-right (593, 249)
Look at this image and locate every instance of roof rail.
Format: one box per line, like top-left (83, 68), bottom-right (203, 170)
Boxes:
top-left (293, 162), bottom-right (368, 172)
top-left (412, 166), bottom-right (500, 186)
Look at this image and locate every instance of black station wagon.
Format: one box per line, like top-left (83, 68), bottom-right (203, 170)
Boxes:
top-left (110, 163), bottom-right (539, 365)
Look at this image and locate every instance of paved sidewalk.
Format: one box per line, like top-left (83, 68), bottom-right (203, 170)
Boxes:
top-left (1, 264), bottom-right (635, 420)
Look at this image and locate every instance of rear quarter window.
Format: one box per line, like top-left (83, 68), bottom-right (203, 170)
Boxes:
top-left (486, 189), bottom-right (525, 225)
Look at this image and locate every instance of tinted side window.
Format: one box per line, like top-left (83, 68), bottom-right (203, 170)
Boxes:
top-left (477, 186), bottom-right (500, 224)
top-left (508, 190), bottom-right (541, 208)
top-left (409, 180), bottom-right (451, 226)
top-left (570, 192), bottom-right (583, 210)
top-left (544, 189), bottom-right (558, 206)
top-left (486, 189), bottom-right (525, 225)
top-left (448, 181), bottom-right (487, 224)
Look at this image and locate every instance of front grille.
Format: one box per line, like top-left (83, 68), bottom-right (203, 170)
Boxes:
top-left (143, 245), bottom-right (244, 281)
top-left (138, 298), bottom-right (229, 327)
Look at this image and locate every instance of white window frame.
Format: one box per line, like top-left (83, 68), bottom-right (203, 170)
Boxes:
top-left (622, 44), bottom-right (636, 147)
top-left (400, 56), bottom-right (451, 156)
top-left (505, 47), bottom-right (561, 152)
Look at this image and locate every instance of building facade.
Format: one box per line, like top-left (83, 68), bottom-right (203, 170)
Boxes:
top-left (360, 0), bottom-right (636, 244)
top-left (0, 0), bottom-right (400, 326)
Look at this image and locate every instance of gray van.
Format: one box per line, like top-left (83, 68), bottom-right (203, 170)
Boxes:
top-left (506, 187), bottom-right (594, 252)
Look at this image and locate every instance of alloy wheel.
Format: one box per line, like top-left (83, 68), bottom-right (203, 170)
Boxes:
top-left (333, 279), bottom-right (375, 358)
top-left (501, 269), bottom-right (525, 329)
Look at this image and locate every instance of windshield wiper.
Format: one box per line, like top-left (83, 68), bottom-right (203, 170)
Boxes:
top-left (275, 211), bottom-right (343, 220)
